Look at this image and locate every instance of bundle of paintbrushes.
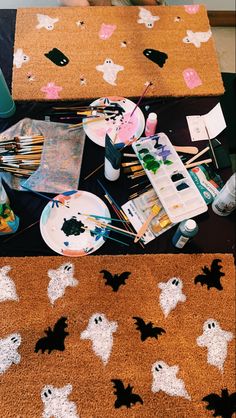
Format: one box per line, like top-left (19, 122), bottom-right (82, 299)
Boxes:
top-left (97, 179), bottom-right (145, 248)
top-left (46, 104), bottom-right (120, 129)
top-left (0, 134), bottom-right (44, 177)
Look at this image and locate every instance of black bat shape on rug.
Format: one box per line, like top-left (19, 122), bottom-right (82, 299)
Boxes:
top-left (35, 317), bottom-right (69, 354)
top-left (111, 379), bottom-right (143, 409)
top-left (100, 270), bottom-right (131, 292)
top-left (133, 317), bottom-right (166, 341)
top-left (202, 388), bottom-right (236, 418)
top-left (194, 258), bottom-right (225, 290)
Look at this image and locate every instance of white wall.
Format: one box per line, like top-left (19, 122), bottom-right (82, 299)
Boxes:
top-left (0, 0), bottom-right (58, 7)
top-left (0, 0), bottom-right (235, 9)
top-left (193, 0), bottom-right (235, 11)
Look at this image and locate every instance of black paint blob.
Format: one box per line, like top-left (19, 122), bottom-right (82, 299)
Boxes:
top-left (61, 216), bottom-right (86, 236)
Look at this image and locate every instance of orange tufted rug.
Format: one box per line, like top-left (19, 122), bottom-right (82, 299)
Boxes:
top-left (12, 5), bottom-right (224, 101)
top-left (0, 253), bottom-right (235, 417)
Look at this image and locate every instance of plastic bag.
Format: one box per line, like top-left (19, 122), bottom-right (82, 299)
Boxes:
top-left (0, 181), bottom-right (19, 235)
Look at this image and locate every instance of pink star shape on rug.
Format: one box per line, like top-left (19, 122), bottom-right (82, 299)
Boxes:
top-left (41, 82), bottom-right (63, 99)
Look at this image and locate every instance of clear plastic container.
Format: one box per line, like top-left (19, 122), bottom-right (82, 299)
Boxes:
top-left (0, 181), bottom-right (19, 235)
top-left (212, 173), bottom-right (236, 216)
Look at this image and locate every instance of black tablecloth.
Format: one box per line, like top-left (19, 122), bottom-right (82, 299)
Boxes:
top-left (0, 10), bottom-right (235, 257)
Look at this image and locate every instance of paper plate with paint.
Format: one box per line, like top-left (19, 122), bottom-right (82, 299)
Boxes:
top-left (83, 97), bottom-right (145, 147)
top-left (40, 190), bottom-right (110, 256)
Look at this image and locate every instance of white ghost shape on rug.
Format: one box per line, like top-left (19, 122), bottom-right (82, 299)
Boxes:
top-left (158, 277), bottom-right (186, 318)
top-left (183, 30), bottom-right (212, 48)
top-left (13, 48), bottom-right (30, 68)
top-left (80, 313), bottom-right (118, 364)
top-left (96, 58), bottom-right (124, 86)
top-left (41, 384), bottom-right (79, 418)
top-left (0, 333), bottom-right (21, 374)
top-left (151, 360), bottom-right (191, 400)
top-left (196, 319), bottom-right (234, 372)
top-left (36, 14), bottom-right (59, 30)
top-left (47, 262), bottom-right (78, 306)
top-left (137, 7), bottom-right (160, 29)
top-left (0, 265), bottom-right (19, 302)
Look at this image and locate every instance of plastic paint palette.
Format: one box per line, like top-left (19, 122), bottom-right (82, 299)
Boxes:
top-left (132, 133), bottom-right (208, 223)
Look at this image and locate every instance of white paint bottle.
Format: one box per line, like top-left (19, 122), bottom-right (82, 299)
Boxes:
top-left (212, 173), bottom-right (236, 216)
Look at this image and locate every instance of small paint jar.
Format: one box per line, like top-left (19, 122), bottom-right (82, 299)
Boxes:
top-left (172, 219), bottom-right (198, 249)
top-left (0, 68), bottom-right (16, 118)
top-left (145, 112), bottom-right (158, 137)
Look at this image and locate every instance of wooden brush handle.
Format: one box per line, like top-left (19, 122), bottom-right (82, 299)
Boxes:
top-left (174, 146), bottom-right (199, 155)
top-left (134, 212), bottom-right (157, 243)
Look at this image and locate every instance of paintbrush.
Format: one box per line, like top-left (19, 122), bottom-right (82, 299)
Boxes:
top-left (68, 114), bottom-right (115, 130)
top-left (97, 180), bottom-right (128, 220)
top-left (123, 165), bottom-right (143, 173)
top-left (78, 212), bottom-right (129, 223)
top-left (134, 204), bottom-right (161, 243)
top-left (87, 217), bottom-right (136, 238)
top-left (21, 185), bottom-right (65, 207)
top-left (129, 81), bottom-right (153, 118)
top-left (122, 161), bottom-right (140, 167)
top-left (81, 226), bottom-right (130, 247)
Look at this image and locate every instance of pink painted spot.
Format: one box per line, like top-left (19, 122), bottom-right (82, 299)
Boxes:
top-left (41, 82), bottom-right (62, 99)
top-left (117, 112), bottom-right (139, 143)
top-left (184, 5), bottom-right (200, 14)
top-left (183, 68), bottom-right (202, 89)
top-left (99, 23), bottom-right (117, 40)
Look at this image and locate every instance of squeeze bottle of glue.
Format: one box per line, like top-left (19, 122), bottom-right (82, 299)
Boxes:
top-left (145, 112), bottom-right (158, 137)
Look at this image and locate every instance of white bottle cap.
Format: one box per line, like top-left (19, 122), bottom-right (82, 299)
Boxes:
top-left (148, 112), bottom-right (157, 121)
top-left (185, 219), bottom-right (196, 231)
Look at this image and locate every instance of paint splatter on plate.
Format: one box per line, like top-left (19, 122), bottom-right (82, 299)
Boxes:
top-left (83, 97), bottom-right (145, 147)
top-left (40, 190), bottom-right (110, 256)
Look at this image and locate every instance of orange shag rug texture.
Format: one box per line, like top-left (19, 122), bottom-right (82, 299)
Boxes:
top-left (12, 5), bottom-right (224, 101)
top-left (0, 253), bottom-right (235, 417)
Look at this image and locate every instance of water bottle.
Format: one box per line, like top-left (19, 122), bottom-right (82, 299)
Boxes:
top-left (212, 173), bottom-right (236, 216)
top-left (0, 68), bottom-right (16, 118)
top-left (145, 112), bottom-right (158, 137)
top-left (104, 133), bottom-right (121, 181)
top-left (172, 219), bottom-right (198, 248)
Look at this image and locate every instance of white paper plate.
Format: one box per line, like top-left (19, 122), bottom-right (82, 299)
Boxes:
top-left (83, 97), bottom-right (145, 147)
top-left (40, 190), bottom-right (110, 256)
